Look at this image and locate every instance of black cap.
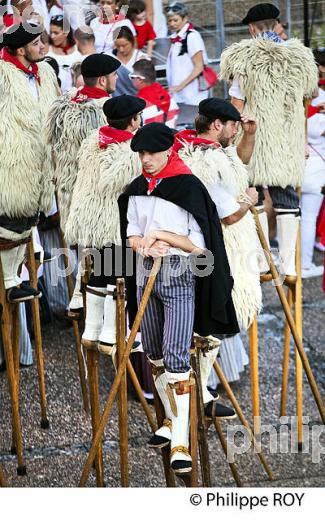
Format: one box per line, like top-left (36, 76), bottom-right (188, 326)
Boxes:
top-left (198, 98), bottom-right (241, 122)
top-left (81, 53), bottom-right (120, 78)
top-left (103, 95), bottom-right (146, 120)
top-left (131, 123), bottom-right (175, 152)
top-left (242, 3), bottom-right (280, 25)
top-left (3, 23), bottom-right (42, 49)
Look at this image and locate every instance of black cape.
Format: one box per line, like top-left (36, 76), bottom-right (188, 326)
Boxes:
top-left (118, 174), bottom-right (239, 336)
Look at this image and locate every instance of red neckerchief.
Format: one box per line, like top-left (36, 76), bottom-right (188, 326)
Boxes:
top-left (173, 129), bottom-right (221, 153)
top-left (98, 126), bottom-right (133, 149)
top-left (0, 47), bottom-right (41, 85)
top-left (170, 22), bottom-right (193, 44)
top-left (307, 105), bottom-right (320, 118)
top-left (102, 13), bottom-right (125, 24)
top-left (71, 86), bottom-right (109, 104)
top-left (143, 150), bottom-right (192, 194)
top-left (52, 42), bottom-right (75, 55)
top-left (138, 83), bottom-right (171, 115)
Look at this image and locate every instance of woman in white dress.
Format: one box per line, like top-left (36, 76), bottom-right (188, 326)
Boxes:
top-left (166, 2), bottom-right (208, 106)
top-left (47, 14), bottom-right (83, 92)
top-left (112, 25), bottom-right (148, 72)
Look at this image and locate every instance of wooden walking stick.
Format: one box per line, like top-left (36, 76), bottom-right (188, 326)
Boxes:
top-left (280, 286), bottom-right (293, 417)
top-left (0, 254), bottom-right (26, 476)
top-left (116, 278), bottom-right (129, 487)
top-left (250, 206), bottom-right (325, 424)
top-left (25, 241), bottom-right (49, 429)
top-left (213, 361), bottom-right (274, 481)
top-left (79, 257), bottom-right (162, 486)
top-left (59, 230), bottom-right (89, 413)
top-left (0, 464), bottom-right (7, 487)
top-left (126, 360), bottom-right (156, 432)
top-left (248, 315), bottom-right (260, 434)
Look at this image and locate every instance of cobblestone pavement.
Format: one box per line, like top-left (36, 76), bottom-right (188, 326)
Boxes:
top-left (0, 253), bottom-right (324, 488)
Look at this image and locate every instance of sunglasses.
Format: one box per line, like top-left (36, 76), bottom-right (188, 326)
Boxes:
top-left (129, 73), bottom-right (146, 80)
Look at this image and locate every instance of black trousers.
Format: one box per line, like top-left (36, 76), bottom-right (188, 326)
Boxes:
top-left (256, 186), bottom-right (300, 212)
top-left (88, 243), bottom-right (123, 287)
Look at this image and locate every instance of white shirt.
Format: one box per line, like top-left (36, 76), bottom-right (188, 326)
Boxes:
top-left (166, 23), bottom-right (208, 105)
top-left (113, 49), bottom-right (148, 72)
top-left (47, 46), bottom-right (83, 92)
top-left (127, 195), bottom-right (206, 255)
top-left (308, 113), bottom-right (325, 159)
top-left (228, 75), bottom-right (245, 101)
top-left (206, 183), bottom-right (240, 219)
top-left (90, 17), bottom-right (136, 55)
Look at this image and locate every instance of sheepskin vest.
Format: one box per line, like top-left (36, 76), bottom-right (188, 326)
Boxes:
top-left (65, 130), bottom-right (141, 249)
top-left (0, 60), bottom-right (59, 218)
top-left (179, 143), bottom-right (262, 330)
top-left (45, 91), bottom-right (107, 232)
top-left (220, 38), bottom-right (318, 188)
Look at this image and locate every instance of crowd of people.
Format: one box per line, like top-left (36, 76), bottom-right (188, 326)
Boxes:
top-left (0, 0), bottom-right (324, 478)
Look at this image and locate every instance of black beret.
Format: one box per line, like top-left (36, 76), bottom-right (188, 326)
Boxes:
top-left (81, 53), bottom-right (120, 78)
top-left (103, 95), bottom-right (146, 120)
top-left (242, 3), bottom-right (280, 25)
top-left (198, 98), bottom-right (241, 122)
top-left (3, 23), bottom-right (42, 49)
top-left (131, 123), bottom-right (175, 152)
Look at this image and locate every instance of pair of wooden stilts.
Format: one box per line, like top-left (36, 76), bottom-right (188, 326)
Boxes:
top-left (0, 238), bottom-right (49, 478)
top-left (248, 207), bottom-right (325, 444)
top-left (77, 258), bottom-right (273, 487)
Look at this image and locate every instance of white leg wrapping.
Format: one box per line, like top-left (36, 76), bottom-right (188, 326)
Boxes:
top-left (256, 207), bottom-right (271, 273)
top-left (276, 214), bottom-right (300, 277)
top-left (150, 358), bottom-right (173, 442)
top-left (82, 287), bottom-right (106, 341)
top-left (199, 346), bottom-right (220, 404)
top-left (166, 370), bottom-right (192, 465)
top-left (0, 245), bottom-right (26, 289)
top-left (69, 261), bottom-right (84, 310)
top-left (98, 285), bottom-right (117, 344)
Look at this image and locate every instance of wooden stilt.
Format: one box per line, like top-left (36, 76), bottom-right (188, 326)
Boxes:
top-left (85, 344), bottom-right (104, 487)
top-left (189, 373), bottom-right (198, 487)
top-left (192, 350), bottom-right (211, 487)
top-left (116, 279), bottom-right (128, 487)
top-left (294, 224), bottom-right (304, 449)
top-left (79, 257), bottom-right (162, 487)
top-left (151, 384), bottom-right (176, 487)
top-left (280, 287), bottom-right (293, 417)
top-left (212, 417), bottom-right (242, 487)
top-left (248, 315), bottom-right (260, 434)
top-left (0, 257), bottom-right (26, 476)
top-left (126, 360), bottom-right (156, 432)
top-left (251, 207), bottom-right (325, 424)
top-left (59, 231), bottom-right (89, 413)
top-left (0, 464), bottom-right (7, 487)
top-left (25, 242), bottom-right (49, 429)
top-left (10, 304), bottom-right (20, 455)
top-left (213, 361), bottom-right (273, 481)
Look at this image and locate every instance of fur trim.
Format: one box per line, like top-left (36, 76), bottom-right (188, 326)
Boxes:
top-left (179, 145), bottom-right (262, 329)
top-left (45, 91), bottom-right (107, 231)
top-left (0, 61), bottom-right (59, 218)
top-left (65, 131), bottom-right (141, 248)
top-left (220, 38), bottom-right (318, 188)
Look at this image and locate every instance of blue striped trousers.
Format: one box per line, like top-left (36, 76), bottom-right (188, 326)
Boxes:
top-left (137, 256), bottom-right (195, 373)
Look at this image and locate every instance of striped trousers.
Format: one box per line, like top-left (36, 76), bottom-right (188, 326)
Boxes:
top-left (137, 256), bottom-right (195, 373)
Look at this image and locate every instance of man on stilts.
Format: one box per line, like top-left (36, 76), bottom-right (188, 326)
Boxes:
top-left (220, 2), bottom-right (318, 279)
top-left (118, 123), bottom-right (239, 474)
top-left (65, 95), bottom-right (145, 348)
top-left (46, 52), bottom-right (120, 316)
top-left (0, 23), bottom-right (59, 303)
top-left (174, 98), bottom-right (262, 387)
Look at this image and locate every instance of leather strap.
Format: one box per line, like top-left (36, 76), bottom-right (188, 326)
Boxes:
top-left (170, 446), bottom-right (190, 457)
top-left (150, 363), bottom-right (165, 378)
top-left (162, 418), bottom-right (172, 431)
top-left (86, 286), bottom-right (115, 298)
top-left (0, 236), bottom-right (31, 251)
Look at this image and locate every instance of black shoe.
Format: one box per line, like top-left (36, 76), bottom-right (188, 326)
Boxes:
top-left (205, 400), bottom-right (237, 419)
top-left (34, 251), bottom-right (55, 263)
top-left (0, 361), bottom-right (6, 373)
top-left (148, 433), bottom-right (170, 449)
top-left (171, 459), bottom-right (192, 474)
top-left (207, 387), bottom-right (220, 400)
top-left (7, 286), bottom-right (35, 303)
top-left (19, 363), bottom-right (33, 369)
top-left (21, 282), bottom-right (42, 299)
